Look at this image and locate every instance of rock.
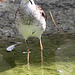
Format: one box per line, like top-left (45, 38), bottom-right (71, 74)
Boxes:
top-left (0, 0), bottom-right (75, 38)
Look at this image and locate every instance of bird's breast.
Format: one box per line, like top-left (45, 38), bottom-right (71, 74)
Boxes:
top-left (17, 19), bottom-right (44, 39)
top-left (16, 2), bottom-right (46, 39)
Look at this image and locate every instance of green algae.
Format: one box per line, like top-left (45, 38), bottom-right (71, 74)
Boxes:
top-left (0, 33), bottom-right (75, 75)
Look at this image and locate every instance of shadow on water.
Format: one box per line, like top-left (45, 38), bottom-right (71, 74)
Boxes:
top-left (0, 33), bottom-right (75, 75)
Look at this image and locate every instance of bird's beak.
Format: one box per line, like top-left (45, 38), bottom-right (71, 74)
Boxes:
top-left (0, 0), bottom-right (6, 2)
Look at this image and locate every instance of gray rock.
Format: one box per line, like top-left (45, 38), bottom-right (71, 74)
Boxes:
top-left (0, 0), bottom-right (75, 38)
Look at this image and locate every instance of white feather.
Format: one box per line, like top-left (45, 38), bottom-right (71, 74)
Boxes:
top-left (6, 44), bottom-right (16, 51)
top-left (23, 51), bottom-right (31, 54)
top-left (6, 42), bottom-right (22, 51)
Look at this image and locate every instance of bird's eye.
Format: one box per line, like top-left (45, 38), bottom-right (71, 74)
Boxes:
top-left (42, 12), bottom-right (45, 17)
top-left (41, 12), bottom-right (47, 19)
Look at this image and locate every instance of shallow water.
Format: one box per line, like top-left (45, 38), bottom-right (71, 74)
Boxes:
top-left (0, 33), bottom-right (75, 75)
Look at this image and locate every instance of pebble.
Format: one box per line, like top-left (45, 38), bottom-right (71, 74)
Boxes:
top-left (57, 47), bottom-right (61, 50)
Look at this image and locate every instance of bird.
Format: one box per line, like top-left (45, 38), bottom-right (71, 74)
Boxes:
top-left (1, 0), bottom-right (47, 65)
top-left (15, 0), bottom-right (47, 65)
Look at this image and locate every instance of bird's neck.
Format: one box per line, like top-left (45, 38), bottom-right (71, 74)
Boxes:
top-left (21, 0), bottom-right (35, 4)
top-left (21, 0), bottom-right (35, 7)
top-left (28, 0), bottom-right (35, 7)
top-left (29, 0), bottom-right (35, 4)
top-left (27, 0), bottom-right (36, 12)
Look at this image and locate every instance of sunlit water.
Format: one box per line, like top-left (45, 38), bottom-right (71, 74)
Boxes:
top-left (0, 34), bottom-right (75, 75)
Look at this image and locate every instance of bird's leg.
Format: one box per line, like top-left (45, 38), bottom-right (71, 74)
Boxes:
top-left (40, 39), bottom-right (43, 63)
top-left (26, 40), bottom-right (30, 65)
top-left (27, 46), bottom-right (30, 65)
top-left (27, 47), bottom-right (30, 70)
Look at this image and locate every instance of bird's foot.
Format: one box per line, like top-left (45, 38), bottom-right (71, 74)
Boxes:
top-left (27, 63), bottom-right (30, 65)
top-left (27, 63), bottom-right (30, 70)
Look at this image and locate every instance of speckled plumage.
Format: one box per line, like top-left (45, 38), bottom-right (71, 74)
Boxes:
top-left (16, 0), bottom-right (46, 40)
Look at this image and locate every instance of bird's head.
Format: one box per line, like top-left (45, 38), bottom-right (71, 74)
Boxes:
top-left (25, 0), bottom-right (35, 5)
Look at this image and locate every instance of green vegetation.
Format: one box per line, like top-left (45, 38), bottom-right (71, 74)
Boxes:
top-left (0, 34), bottom-right (75, 75)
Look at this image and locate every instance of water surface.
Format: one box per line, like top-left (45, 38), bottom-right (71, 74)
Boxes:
top-left (0, 33), bottom-right (75, 75)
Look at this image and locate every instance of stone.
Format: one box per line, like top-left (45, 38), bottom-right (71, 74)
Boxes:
top-left (0, 0), bottom-right (75, 38)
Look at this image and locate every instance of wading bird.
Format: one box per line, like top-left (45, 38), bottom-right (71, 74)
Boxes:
top-left (1, 0), bottom-right (63, 65)
top-left (15, 0), bottom-right (47, 65)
